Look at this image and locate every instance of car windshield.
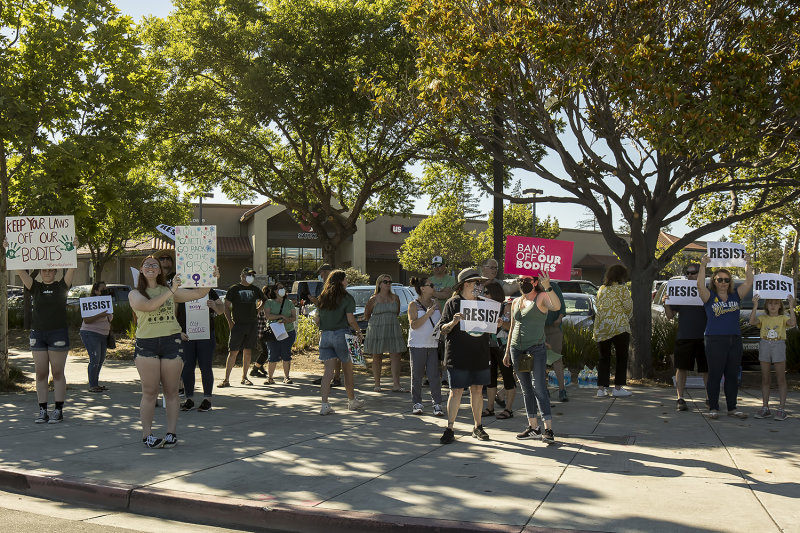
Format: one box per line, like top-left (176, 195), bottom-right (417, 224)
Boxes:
top-left (347, 288), bottom-right (374, 307)
top-left (67, 285), bottom-right (92, 299)
top-left (564, 295), bottom-right (592, 316)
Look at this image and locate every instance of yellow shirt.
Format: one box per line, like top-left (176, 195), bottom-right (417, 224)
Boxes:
top-left (592, 284), bottom-right (633, 342)
top-left (134, 286), bottom-right (181, 338)
top-left (757, 314), bottom-right (788, 341)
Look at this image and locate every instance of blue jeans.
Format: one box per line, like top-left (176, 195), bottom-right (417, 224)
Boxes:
top-left (80, 330), bottom-right (107, 388)
top-left (511, 343), bottom-right (551, 421)
top-left (704, 335), bottom-right (742, 411)
top-left (181, 337), bottom-right (215, 398)
top-left (318, 329), bottom-right (352, 363)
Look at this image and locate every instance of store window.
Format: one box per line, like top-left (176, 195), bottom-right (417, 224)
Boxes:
top-left (266, 247), bottom-right (323, 281)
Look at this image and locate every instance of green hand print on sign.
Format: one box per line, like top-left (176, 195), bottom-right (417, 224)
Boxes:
top-left (5, 242), bottom-right (20, 259)
top-left (59, 236), bottom-right (75, 251)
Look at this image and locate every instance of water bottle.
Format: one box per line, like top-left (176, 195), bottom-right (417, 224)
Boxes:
top-left (590, 367), bottom-right (598, 388)
top-left (564, 368), bottom-right (572, 386)
top-left (577, 368), bottom-right (587, 388)
top-left (548, 369), bottom-right (557, 387)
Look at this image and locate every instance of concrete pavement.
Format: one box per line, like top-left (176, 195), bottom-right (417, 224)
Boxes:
top-left (1, 347), bottom-right (798, 533)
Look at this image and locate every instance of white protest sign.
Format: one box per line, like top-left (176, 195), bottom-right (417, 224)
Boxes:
top-left (156, 224), bottom-right (176, 241)
top-left (79, 296), bottom-right (113, 318)
top-left (130, 266), bottom-right (140, 287)
top-left (269, 321), bottom-right (289, 340)
top-left (175, 225), bottom-right (217, 288)
top-left (707, 241), bottom-right (747, 267)
top-left (459, 298), bottom-right (502, 334)
top-left (4, 215), bottom-right (77, 269)
top-left (753, 274), bottom-right (795, 300)
top-left (664, 280), bottom-right (703, 306)
top-left (185, 296), bottom-right (211, 340)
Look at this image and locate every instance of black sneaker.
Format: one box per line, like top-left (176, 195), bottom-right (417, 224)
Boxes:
top-left (35, 408), bottom-right (49, 424)
top-left (516, 425), bottom-right (541, 440)
top-left (472, 425), bottom-right (490, 441)
top-left (198, 399), bottom-right (212, 412)
top-left (677, 398), bottom-right (688, 411)
top-left (250, 366), bottom-right (266, 378)
top-left (162, 433), bottom-right (178, 449)
top-left (440, 427), bottom-right (455, 444)
top-left (541, 428), bottom-right (555, 444)
top-left (180, 398), bottom-right (194, 411)
top-left (331, 378), bottom-right (342, 387)
top-left (48, 408), bottom-right (63, 424)
top-left (312, 377), bottom-right (323, 385)
top-left (143, 434), bottom-right (163, 448)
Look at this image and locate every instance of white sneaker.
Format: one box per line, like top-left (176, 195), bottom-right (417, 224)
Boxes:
top-left (433, 404), bottom-right (444, 417)
top-left (596, 388), bottom-right (608, 398)
top-left (347, 397), bottom-right (365, 411)
top-left (320, 403), bottom-right (335, 416)
top-left (612, 387), bottom-right (633, 397)
top-left (412, 403), bottom-right (423, 415)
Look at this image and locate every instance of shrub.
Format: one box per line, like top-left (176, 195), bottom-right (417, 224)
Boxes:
top-left (345, 267), bottom-right (370, 286)
top-left (651, 316), bottom-right (678, 370)
top-left (561, 322), bottom-right (599, 369)
top-left (294, 314), bottom-right (321, 351)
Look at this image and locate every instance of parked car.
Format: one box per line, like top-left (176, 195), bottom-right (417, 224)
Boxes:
top-left (7, 285), bottom-right (24, 299)
top-left (67, 284), bottom-right (133, 305)
top-left (550, 279), bottom-right (599, 296)
top-left (561, 292), bottom-right (596, 331)
top-left (347, 284), bottom-right (417, 331)
top-left (291, 280), bottom-right (323, 306)
top-left (652, 280), bottom-right (668, 300)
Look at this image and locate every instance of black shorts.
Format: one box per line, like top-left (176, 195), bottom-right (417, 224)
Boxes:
top-left (229, 322), bottom-right (259, 352)
top-left (673, 338), bottom-right (708, 372)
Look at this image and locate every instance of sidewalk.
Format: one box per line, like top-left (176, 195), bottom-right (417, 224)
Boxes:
top-left (1, 347), bottom-right (798, 533)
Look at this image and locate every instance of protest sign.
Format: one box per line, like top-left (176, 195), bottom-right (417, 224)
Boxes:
top-left (664, 280), bottom-right (703, 306)
top-left (460, 298), bottom-right (502, 334)
top-left (130, 266), bottom-right (140, 287)
top-left (4, 215), bottom-right (77, 270)
top-left (157, 224), bottom-right (175, 241)
top-left (79, 296), bottom-right (113, 318)
top-left (185, 296), bottom-right (211, 340)
top-left (753, 274), bottom-right (795, 300)
top-left (269, 321), bottom-right (289, 341)
top-left (707, 241), bottom-right (747, 267)
top-left (175, 225), bottom-right (217, 288)
top-left (345, 334), bottom-right (366, 366)
top-left (504, 236), bottom-right (574, 280)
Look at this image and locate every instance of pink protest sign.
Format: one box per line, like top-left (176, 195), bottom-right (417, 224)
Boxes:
top-left (504, 236), bottom-right (574, 279)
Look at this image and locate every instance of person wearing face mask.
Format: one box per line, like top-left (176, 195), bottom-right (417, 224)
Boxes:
top-left (258, 283), bottom-right (297, 384)
top-left (220, 267), bottom-right (266, 388)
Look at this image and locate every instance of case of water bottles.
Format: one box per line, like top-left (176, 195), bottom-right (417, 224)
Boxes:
top-left (548, 368), bottom-right (572, 386)
top-left (577, 365), bottom-right (598, 388)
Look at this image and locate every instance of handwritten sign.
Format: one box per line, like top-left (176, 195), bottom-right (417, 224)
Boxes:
top-left (707, 241), bottom-right (747, 268)
top-left (459, 298), bottom-right (502, 334)
top-left (504, 236), bottom-right (574, 280)
top-left (345, 334), bottom-right (366, 366)
top-left (79, 296), bottom-right (113, 318)
top-left (185, 296), bottom-right (211, 340)
top-left (175, 225), bottom-right (217, 288)
top-left (157, 224), bottom-right (175, 241)
top-left (753, 274), bottom-right (795, 300)
top-left (664, 280), bottom-right (703, 306)
top-left (4, 215), bottom-right (77, 269)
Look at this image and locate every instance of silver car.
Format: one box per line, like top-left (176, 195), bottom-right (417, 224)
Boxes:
top-left (561, 292), bottom-right (596, 331)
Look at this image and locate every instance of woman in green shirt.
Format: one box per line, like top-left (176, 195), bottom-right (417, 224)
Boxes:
top-left (260, 283), bottom-right (297, 384)
top-left (128, 255), bottom-right (216, 449)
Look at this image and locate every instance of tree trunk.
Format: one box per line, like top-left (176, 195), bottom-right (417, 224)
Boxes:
top-left (0, 160), bottom-right (8, 384)
top-left (628, 270), bottom-right (655, 379)
top-left (492, 157), bottom-right (503, 270)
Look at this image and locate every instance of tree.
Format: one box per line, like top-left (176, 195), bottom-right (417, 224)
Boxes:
top-left (398, 204), bottom-right (483, 273)
top-left (146, 0), bottom-right (429, 266)
top-left (404, 0), bottom-right (800, 378)
top-left (1, 0), bottom-right (151, 384)
top-left (478, 203), bottom-right (560, 262)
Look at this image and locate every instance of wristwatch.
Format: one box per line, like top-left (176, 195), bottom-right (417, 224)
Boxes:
top-left (545, 287), bottom-right (553, 292)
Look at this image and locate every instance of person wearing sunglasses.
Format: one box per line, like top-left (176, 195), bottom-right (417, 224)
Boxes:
top-left (697, 254), bottom-right (753, 420)
top-left (664, 264), bottom-right (708, 412)
top-left (407, 276), bottom-right (444, 416)
top-left (364, 274), bottom-right (406, 392)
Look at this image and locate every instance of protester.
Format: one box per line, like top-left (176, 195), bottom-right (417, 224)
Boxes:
top-left (129, 256), bottom-right (217, 448)
top-left (259, 283), bottom-right (297, 385)
top-left (503, 273), bottom-right (560, 444)
top-left (179, 287), bottom-right (224, 412)
top-left (544, 282), bottom-right (569, 402)
top-left (364, 274), bottom-right (406, 392)
top-left (593, 265), bottom-right (634, 398)
top-left (6, 245), bottom-right (77, 423)
top-left (749, 293), bottom-right (796, 421)
top-left (480, 258), bottom-right (518, 296)
top-left (664, 264), bottom-right (708, 411)
top-left (80, 281), bottom-right (113, 393)
top-left (316, 269), bottom-right (365, 415)
top-left (310, 264), bottom-right (342, 387)
top-left (221, 267), bottom-right (266, 387)
top-left (407, 276), bottom-right (443, 416)
top-left (697, 254), bottom-right (753, 419)
top-left (157, 251), bottom-right (176, 286)
top-left (429, 256), bottom-right (455, 385)
top-left (438, 268), bottom-right (498, 444)
top-left (482, 281), bottom-right (515, 420)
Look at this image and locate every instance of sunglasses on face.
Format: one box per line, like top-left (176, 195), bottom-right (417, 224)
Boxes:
top-left (381, 279), bottom-right (392, 284)
top-left (715, 278), bottom-right (731, 283)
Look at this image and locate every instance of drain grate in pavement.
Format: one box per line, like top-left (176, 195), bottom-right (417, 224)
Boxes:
top-left (560, 434), bottom-right (636, 445)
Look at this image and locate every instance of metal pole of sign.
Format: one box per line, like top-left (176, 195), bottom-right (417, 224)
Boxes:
top-left (197, 192), bottom-right (213, 224)
top-left (522, 188), bottom-right (543, 238)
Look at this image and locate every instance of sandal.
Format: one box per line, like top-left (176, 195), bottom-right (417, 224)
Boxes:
top-left (241, 378), bottom-right (254, 386)
top-left (482, 408), bottom-right (495, 417)
top-left (391, 386), bottom-right (409, 393)
top-left (496, 409), bottom-right (513, 419)
top-left (265, 378), bottom-right (275, 385)
top-left (218, 380), bottom-right (230, 388)
top-left (88, 386), bottom-right (104, 393)
top-left (373, 386), bottom-right (383, 392)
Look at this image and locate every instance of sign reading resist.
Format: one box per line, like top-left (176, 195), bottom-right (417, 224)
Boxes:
top-left (79, 296), bottom-right (113, 318)
top-left (4, 215), bottom-right (77, 270)
top-left (664, 280), bottom-right (703, 306)
top-left (706, 241), bottom-right (747, 268)
top-left (753, 274), bottom-right (795, 300)
top-left (504, 236), bottom-right (574, 280)
top-left (459, 298), bottom-right (502, 334)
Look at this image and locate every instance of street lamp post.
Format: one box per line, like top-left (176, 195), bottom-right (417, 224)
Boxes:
top-left (522, 188), bottom-right (543, 238)
top-left (196, 192), bottom-right (213, 224)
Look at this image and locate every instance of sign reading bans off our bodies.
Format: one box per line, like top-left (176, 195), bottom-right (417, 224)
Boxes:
top-left (664, 280), bottom-right (703, 306)
top-left (176, 225), bottom-right (217, 288)
top-left (4, 215), bottom-right (77, 270)
top-left (753, 274), bottom-right (795, 300)
top-left (504, 236), bottom-right (574, 280)
top-left (459, 298), bottom-right (502, 334)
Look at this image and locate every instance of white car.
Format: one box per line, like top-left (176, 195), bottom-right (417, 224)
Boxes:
top-left (561, 292), bottom-right (596, 331)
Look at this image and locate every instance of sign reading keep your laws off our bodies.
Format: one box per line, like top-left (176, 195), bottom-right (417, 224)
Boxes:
top-left (503, 236), bottom-right (574, 280)
top-left (176, 225), bottom-right (218, 288)
top-left (4, 215), bottom-right (77, 270)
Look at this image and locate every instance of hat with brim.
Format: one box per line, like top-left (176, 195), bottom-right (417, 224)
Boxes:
top-left (241, 267), bottom-right (256, 275)
top-left (317, 264), bottom-right (333, 273)
top-left (457, 268), bottom-right (488, 284)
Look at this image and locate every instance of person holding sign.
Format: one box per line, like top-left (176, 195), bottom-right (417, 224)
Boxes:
top-left (364, 274), bottom-right (407, 393)
top-left (437, 268), bottom-right (500, 444)
top-left (407, 276), bottom-right (444, 416)
top-left (697, 254), bottom-right (753, 420)
top-left (259, 283), bottom-right (297, 385)
top-left (503, 273), bottom-right (560, 444)
top-left (129, 256), bottom-right (218, 449)
top-left (5, 238), bottom-right (77, 424)
top-left (178, 288), bottom-right (224, 413)
top-left (482, 281), bottom-right (516, 420)
top-left (80, 282), bottom-right (113, 393)
top-left (749, 294), bottom-right (796, 421)
top-left (593, 265), bottom-right (634, 398)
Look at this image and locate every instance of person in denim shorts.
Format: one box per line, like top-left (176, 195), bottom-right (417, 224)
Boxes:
top-left (129, 255), bottom-right (218, 449)
top-left (5, 248), bottom-right (77, 425)
top-left (316, 270), bottom-right (365, 415)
